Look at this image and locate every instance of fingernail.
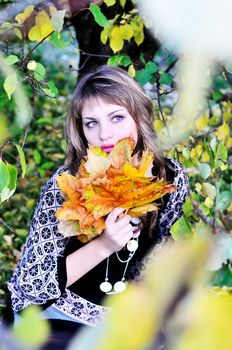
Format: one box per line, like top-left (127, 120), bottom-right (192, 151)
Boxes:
top-left (130, 217), bottom-right (141, 226)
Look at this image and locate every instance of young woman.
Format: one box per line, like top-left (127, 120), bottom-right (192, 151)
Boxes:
top-left (8, 65), bottom-right (188, 348)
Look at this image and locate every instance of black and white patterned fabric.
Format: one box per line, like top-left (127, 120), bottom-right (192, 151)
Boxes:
top-left (8, 158), bottom-right (188, 325)
top-left (159, 158), bottom-right (189, 237)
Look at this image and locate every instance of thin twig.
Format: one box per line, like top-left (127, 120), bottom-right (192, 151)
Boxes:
top-left (21, 30), bottom-right (54, 66)
top-left (0, 219), bottom-right (14, 232)
top-left (156, 80), bottom-right (180, 161)
top-left (189, 191), bottom-right (227, 235)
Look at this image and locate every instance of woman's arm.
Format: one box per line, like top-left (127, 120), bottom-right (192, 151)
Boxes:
top-left (66, 207), bottom-right (136, 287)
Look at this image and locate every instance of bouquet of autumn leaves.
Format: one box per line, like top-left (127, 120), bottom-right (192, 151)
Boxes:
top-left (55, 137), bottom-right (176, 243)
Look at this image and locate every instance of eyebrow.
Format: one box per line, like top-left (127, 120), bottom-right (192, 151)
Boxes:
top-left (83, 108), bottom-right (126, 120)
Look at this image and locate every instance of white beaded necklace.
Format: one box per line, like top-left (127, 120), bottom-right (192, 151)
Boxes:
top-left (99, 236), bottom-right (139, 294)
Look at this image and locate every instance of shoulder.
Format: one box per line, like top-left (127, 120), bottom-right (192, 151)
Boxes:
top-left (164, 157), bottom-right (189, 193)
top-left (158, 157), bottom-right (189, 237)
top-left (34, 166), bottom-right (69, 214)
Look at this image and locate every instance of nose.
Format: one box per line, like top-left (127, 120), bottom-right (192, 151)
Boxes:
top-left (99, 124), bottom-right (113, 141)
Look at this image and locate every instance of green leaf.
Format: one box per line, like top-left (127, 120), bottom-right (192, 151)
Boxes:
top-left (119, 0), bottom-right (126, 7)
top-left (47, 81), bottom-right (58, 96)
top-left (4, 73), bottom-right (17, 99)
top-left (89, 4), bottom-right (108, 27)
top-left (36, 117), bottom-right (52, 125)
top-left (159, 72), bottom-right (173, 85)
top-left (4, 55), bottom-right (19, 65)
top-left (215, 143), bottom-right (227, 168)
top-left (135, 69), bottom-right (152, 85)
top-left (170, 217), bottom-right (192, 240)
top-left (216, 191), bottom-right (232, 211)
top-left (15, 144), bottom-right (26, 178)
top-left (182, 196), bottom-right (193, 217)
top-left (210, 136), bottom-right (217, 153)
top-left (202, 182), bottom-right (216, 198)
top-left (40, 161), bottom-right (54, 170)
top-left (51, 9), bottom-right (66, 33)
top-left (0, 160), bottom-right (10, 192)
top-left (145, 61), bottom-right (158, 74)
top-left (209, 264), bottom-right (232, 287)
top-left (212, 90), bottom-right (223, 102)
top-left (50, 32), bottom-right (68, 48)
top-left (34, 63), bottom-right (46, 81)
top-left (108, 54), bottom-right (131, 67)
top-left (197, 163), bottom-right (211, 180)
top-left (6, 163), bottom-right (18, 191)
top-left (33, 150), bottom-right (41, 165)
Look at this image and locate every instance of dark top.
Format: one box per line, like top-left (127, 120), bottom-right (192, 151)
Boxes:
top-left (7, 157), bottom-right (189, 327)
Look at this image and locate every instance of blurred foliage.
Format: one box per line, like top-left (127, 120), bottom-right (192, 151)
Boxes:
top-left (0, 0), bottom-right (232, 348)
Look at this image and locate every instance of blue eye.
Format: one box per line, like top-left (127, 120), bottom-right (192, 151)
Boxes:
top-left (112, 115), bottom-right (124, 122)
top-left (85, 121), bottom-right (97, 128)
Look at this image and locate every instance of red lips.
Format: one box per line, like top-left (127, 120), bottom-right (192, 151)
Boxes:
top-left (101, 144), bottom-right (114, 153)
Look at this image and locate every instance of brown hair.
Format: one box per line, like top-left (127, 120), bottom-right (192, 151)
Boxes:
top-left (64, 65), bottom-right (166, 235)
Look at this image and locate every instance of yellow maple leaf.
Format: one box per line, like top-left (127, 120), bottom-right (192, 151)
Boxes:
top-left (15, 5), bottom-right (34, 24)
top-left (56, 173), bottom-right (81, 201)
top-left (84, 146), bottom-right (110, 177)
top-left (128, 203), bottom-right (158, 216)
top-left (109, 137), bottom-right (135, 168)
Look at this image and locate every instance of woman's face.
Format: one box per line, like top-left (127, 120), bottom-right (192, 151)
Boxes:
top-left (81, 97), bottom-right (138, 153)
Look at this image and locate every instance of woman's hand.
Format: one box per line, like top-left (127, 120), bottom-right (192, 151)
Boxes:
top-left (97, 208), bottom-right (140, 256)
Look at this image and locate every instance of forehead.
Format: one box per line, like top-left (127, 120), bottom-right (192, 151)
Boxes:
top-left (81, 96), bottom-right (127, 117)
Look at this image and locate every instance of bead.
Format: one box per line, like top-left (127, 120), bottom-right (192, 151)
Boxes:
top-left (114, 281), bottom-right (126, 293)
top-left (100, 281), bottom-right (112, 293)
top-left (127, 239), bottom-right (138, 252)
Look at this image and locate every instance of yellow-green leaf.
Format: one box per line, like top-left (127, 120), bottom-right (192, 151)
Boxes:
top-left (119, 24), bottom-right (134, 40)
top-left (128, 64), bottom-right (135, 78)
top-left (100, 26), bottom-right (110, 44)
top-left (15, 5), bottom-right (34, 24)
top-left (27, 60), bottom-right (37, 70)
top-left (13, 305), bottom-right (50, 347)
top-left (4, 73), bottom-right (17, 99)
top-left (104, 0), bottom-right (116, 6)
top-left (195, 113), bottom-right (209, 131)
top-left (119, 0), bottom-right (126, 7)
top-left (205, 196), bottom-right (214, 208)
top-left (215, 123), bottom-right (230, 141)
top-left (15, 144), bottom-right (26, 178)
top-left (134, 29), bottom-right (144, 45)
top-left (51, 9), bottom-right (66, 33)
top-left (14, 27), bottom-right (23, 39)
top-left (110, 26), bottom-right (124, 52)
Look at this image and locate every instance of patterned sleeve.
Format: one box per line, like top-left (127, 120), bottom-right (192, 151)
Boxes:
top-left (158, 158), bottom-right (189, 238)
top-left (8, 167), bottom-right (69, 313)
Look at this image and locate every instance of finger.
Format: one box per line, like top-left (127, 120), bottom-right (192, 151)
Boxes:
top-left (133, 229), bottom-right (141, 238)
top-left (114, 216), bottom-right (132, 230)
top-left (105, 207), bottom-right (126, 225)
